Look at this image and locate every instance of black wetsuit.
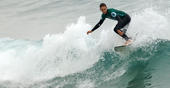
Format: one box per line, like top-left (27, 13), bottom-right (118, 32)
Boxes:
top-left (91, 8), bottom-right (131, 41)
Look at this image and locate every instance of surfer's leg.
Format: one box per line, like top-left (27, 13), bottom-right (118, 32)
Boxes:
top-left (114, 24), bottom-right (129, 41)
top-left (113, 14), bottom-right (131, 41)
top-left (121, 23), bottom-right (129, 33)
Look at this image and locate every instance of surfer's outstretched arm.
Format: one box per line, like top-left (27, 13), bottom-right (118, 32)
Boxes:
top-left (91, 19), bottom-right (105, 31)
top-left (87, 19), bottom-right (105, 34)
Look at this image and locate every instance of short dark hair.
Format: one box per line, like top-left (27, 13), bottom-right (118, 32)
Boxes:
top-left (100, 3), bottom-right (107, 8)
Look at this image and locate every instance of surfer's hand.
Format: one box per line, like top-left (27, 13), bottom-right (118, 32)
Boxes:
top-left (87, 30), bottom-right (92, 35)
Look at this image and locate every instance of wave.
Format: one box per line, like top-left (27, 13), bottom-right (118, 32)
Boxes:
top-left (2, 39), bottom-right (167, 88)
top-left (0, 8), bottom-right (169, 88)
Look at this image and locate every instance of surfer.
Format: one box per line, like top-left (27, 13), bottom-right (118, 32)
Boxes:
top-left (87, 3), bottom-right (132, 45)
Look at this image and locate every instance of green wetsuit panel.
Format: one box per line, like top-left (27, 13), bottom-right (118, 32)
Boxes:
top-left (101, 8), bottom-right (127, 20)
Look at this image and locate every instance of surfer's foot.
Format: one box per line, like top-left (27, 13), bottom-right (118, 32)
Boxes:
top-left (124, 39), bottom-right (132, 46)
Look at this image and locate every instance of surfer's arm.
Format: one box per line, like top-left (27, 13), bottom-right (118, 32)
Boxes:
top-left (91, 19), bottom-right (105, 32)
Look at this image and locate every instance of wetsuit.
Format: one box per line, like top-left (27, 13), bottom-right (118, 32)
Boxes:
top-left (91, 8), bottom-right (131, 41)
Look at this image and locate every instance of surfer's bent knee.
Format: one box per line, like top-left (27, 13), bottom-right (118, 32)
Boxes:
top-left (113, 14), bottom-right (131, 41)
top-left (114, 28), bottom-right (129, 41)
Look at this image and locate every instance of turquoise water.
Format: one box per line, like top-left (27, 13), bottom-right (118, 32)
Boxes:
top-left (0, 0), bottom-right (169, 88)
top-left (0, 39), bottom-right (170, 88)
top-left (32, 40), bottom-right (170, 88)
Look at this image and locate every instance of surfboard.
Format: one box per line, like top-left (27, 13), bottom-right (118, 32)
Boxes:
top-left (114, 43), bottom-right (132, 52)
top-left (114, 39), bottom-right (133, 52)
top-left (114, 45), bottom-right (127, 52)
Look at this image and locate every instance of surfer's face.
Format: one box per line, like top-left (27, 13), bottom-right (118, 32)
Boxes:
top-left (100, 6), bottom-right (107, 14)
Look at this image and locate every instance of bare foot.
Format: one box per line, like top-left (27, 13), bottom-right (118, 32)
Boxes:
top-left (124, 39), bottom-right (132, 46)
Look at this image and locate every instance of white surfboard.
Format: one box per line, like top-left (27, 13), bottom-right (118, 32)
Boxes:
top-left (114, 41), bottom-right (132, 52)
top-left (114, 45), bottom-right (129, 52)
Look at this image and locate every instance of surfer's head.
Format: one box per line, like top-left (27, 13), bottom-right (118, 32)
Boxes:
top-left (100, 3), bottom-right (107, 14)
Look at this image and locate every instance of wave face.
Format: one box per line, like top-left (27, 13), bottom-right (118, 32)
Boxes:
top-left (0, 0), bottom-right (170, 88)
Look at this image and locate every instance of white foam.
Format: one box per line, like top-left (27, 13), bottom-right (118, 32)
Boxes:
top-left (128, 8), bottom-right (169, 46)
top-left (0, 8), bottom-right (169, 82)
top-left (0, 16), bottom-right (109, 82)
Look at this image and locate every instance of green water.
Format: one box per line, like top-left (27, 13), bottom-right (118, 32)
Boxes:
top-left (11, 40), bottom-right (168, 88)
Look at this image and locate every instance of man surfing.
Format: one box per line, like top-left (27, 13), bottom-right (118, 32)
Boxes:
top-left (87, 3), bottom-right (132, 45)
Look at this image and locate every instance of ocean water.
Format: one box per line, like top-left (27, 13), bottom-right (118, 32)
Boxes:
top-left (0, 0), bottom-right (170, 88)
